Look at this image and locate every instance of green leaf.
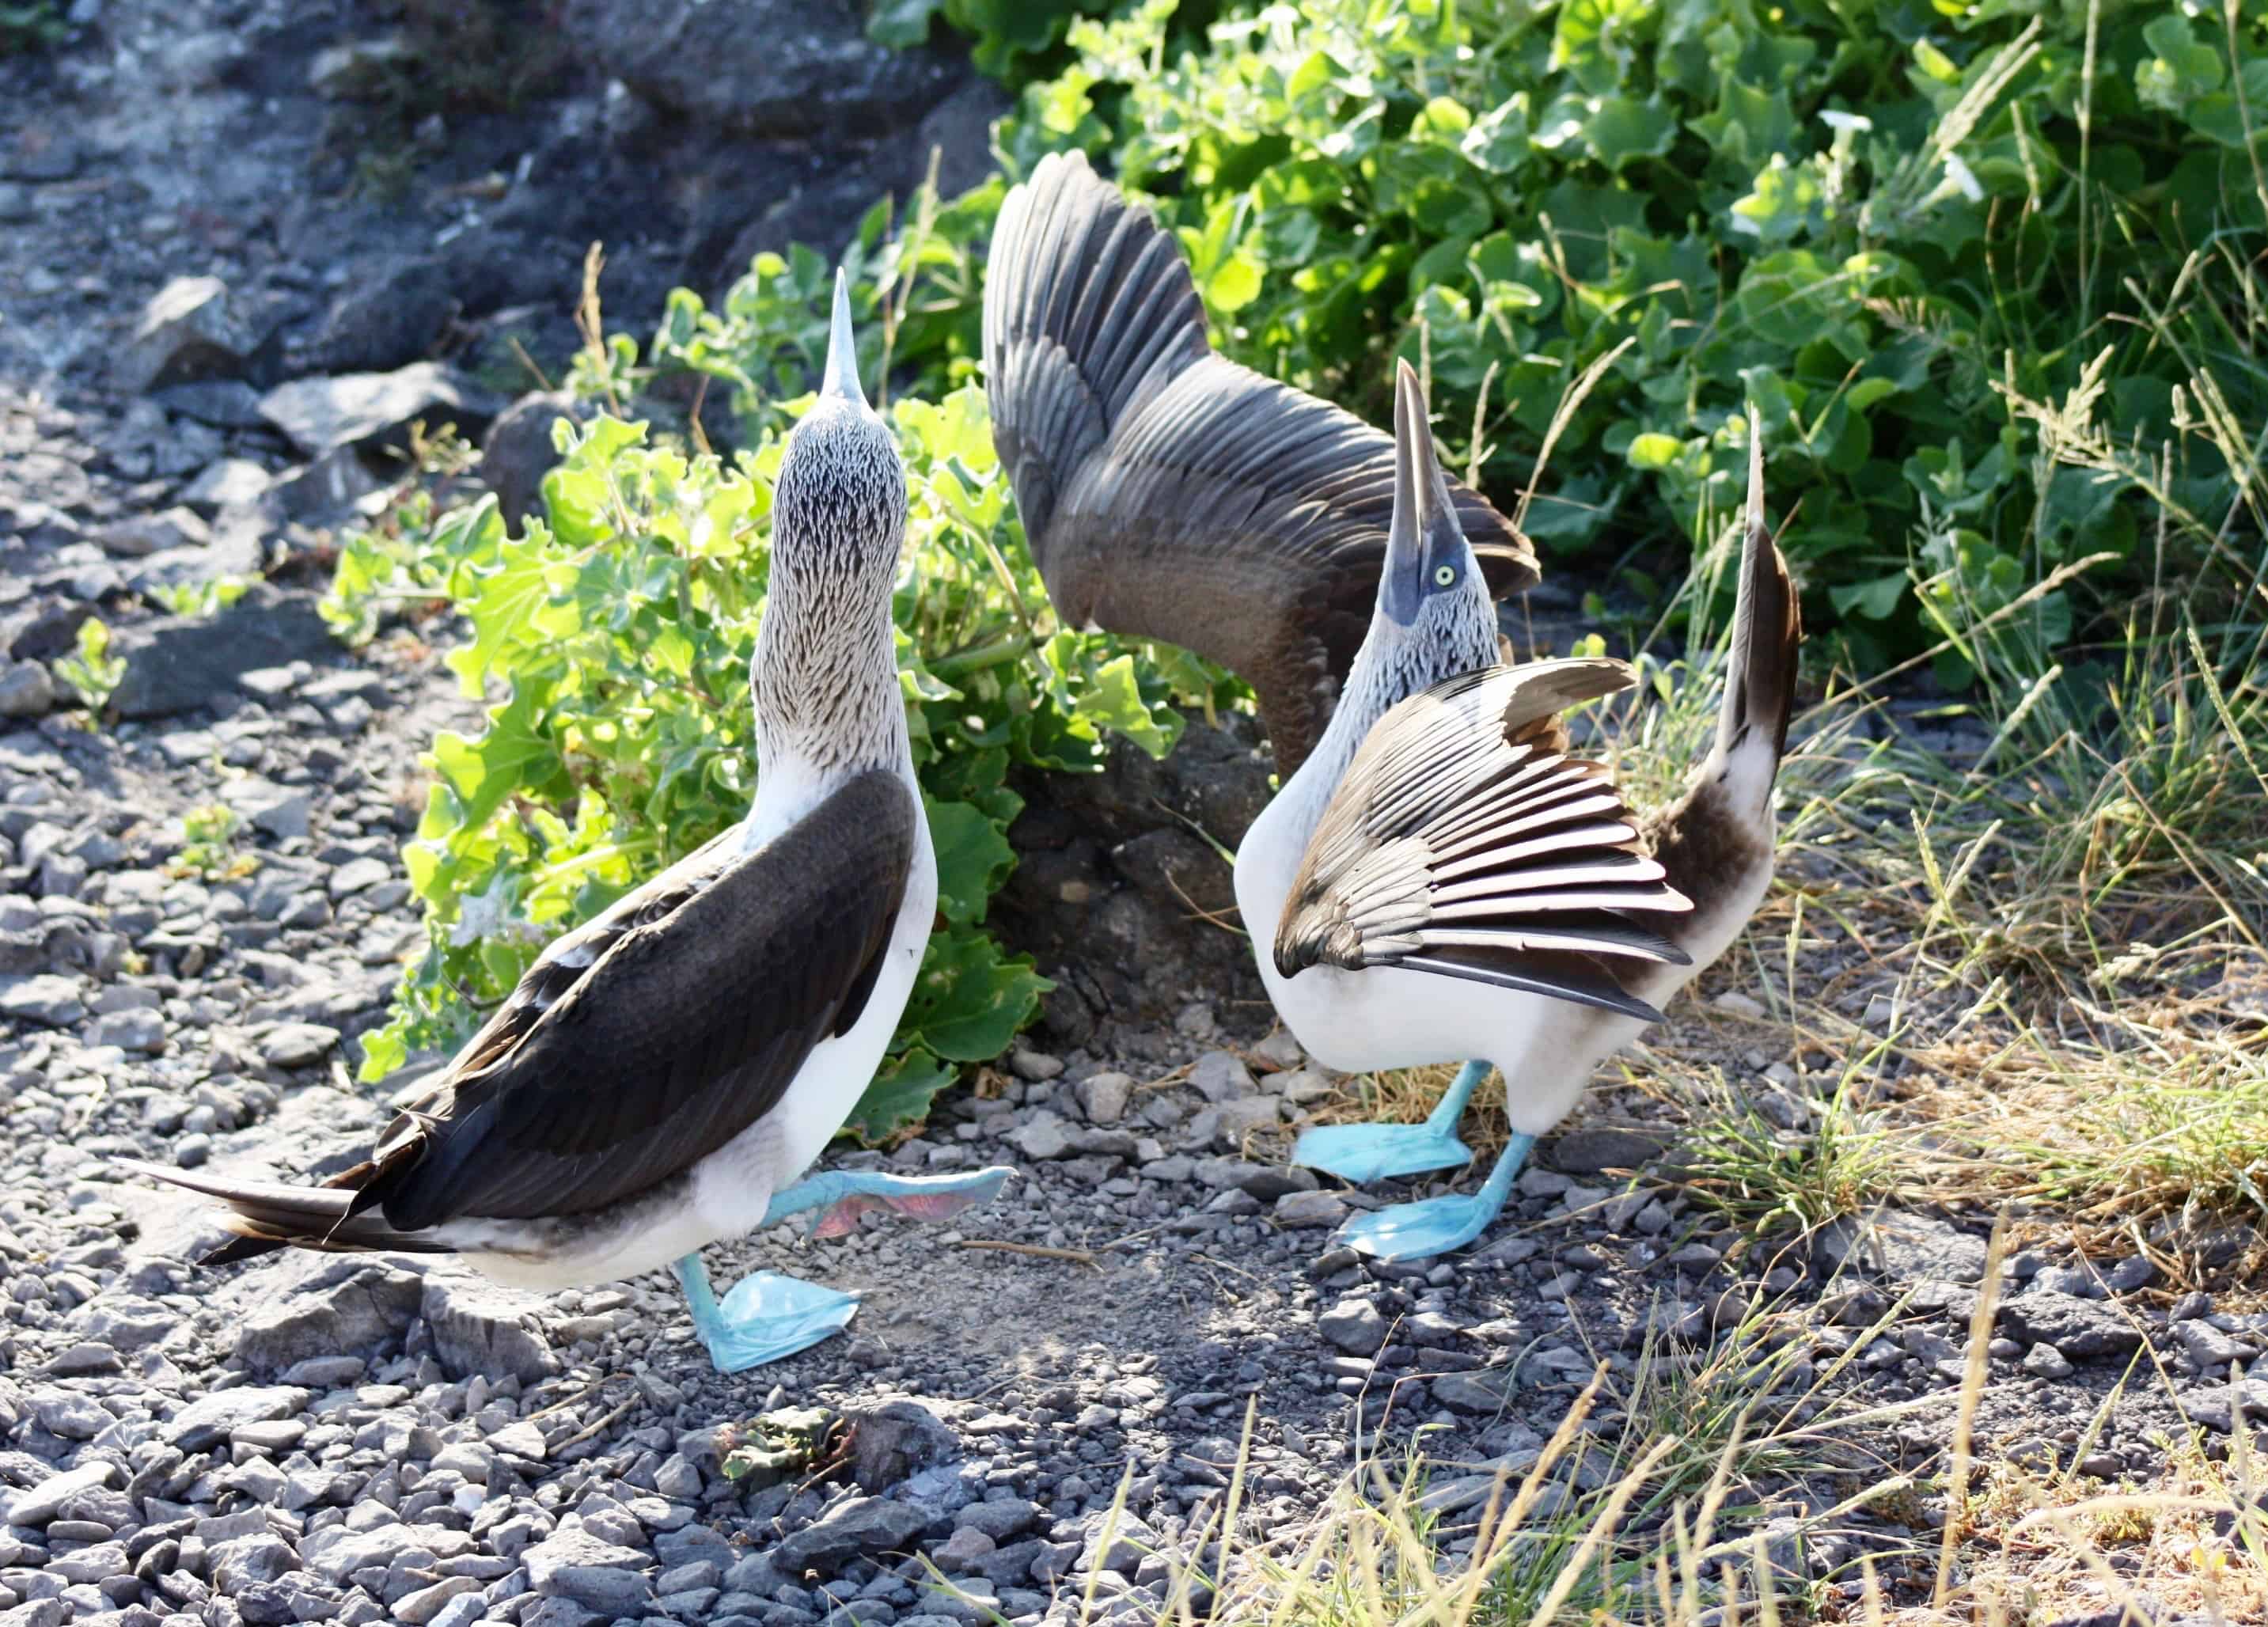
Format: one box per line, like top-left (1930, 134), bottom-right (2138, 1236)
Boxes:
top-left (844, 1047), bottom-right (959, 1142)
top-left (1072, 652), bottom-right (1177, 757)
top-left (1584, 96), bottom-right (1678, 173)
top-left (1625, 432), bottom-right (1686, 470)
top-left (1828, 572), bottom-right (1908, 621)
top-left (926, 796), bottom-right (1017, 926)
top-left (1205, 251), bottom-right (1265, 313)
top-left (903, 930), bottom-right (1051, 1062)
top-left (444, 532), bottom-right (582, 696)
top-left (867, 0), bottom-right (943, 51)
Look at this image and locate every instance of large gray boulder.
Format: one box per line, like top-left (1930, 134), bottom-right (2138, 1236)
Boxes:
top-left (562, 0), bottom-right (965, 139)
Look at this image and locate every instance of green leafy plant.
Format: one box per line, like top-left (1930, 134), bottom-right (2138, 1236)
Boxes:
top-left (171, 803), bottom-right (257, 882)
top-left (326, 385), bottom-right (1225, 1140)
top-left (866, 0), bottom-right (1104, 80)
top-left (0, 2), bottom-right (65, 55)
top-left (146, 577), bottom-right (252, 620)
top-left (52, 617), bottom-right (125, 713)
top-left (832, 0), bottom-right (2268, 672)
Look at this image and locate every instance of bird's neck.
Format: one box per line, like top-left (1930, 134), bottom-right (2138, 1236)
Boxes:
top-left (1276, 597), bottom-right (1500, 847)
top-left (749, 565), bottom-right (908, 788)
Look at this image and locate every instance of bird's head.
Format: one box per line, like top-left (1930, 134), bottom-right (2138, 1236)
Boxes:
top-left (1375, 359), bottom-right (1496, 658)
top-left (771, 269), bottom-right (908, 596)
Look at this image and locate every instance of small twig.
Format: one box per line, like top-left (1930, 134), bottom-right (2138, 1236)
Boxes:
top-left (954, 1240), bottom-right (1098, 1267)
top-left (552, 1397), bottom-right (639, 1453)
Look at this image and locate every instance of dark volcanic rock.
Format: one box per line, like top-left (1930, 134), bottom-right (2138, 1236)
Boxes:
top-left (109, 585), bottom-right (336, 719)
top-left (847, 1399), bottom-right (959, 1493)
top-left (563, 0), bottom-right (966, 140)
top-left (775, 1496), bottom-right (929, 1572)
top-left (993, 711), bottom-right (1272, 1032)
top-left (483, 391), bottom-right (589, 537)
top-left (297, 257), bottom-right (458, 376)
top-left (1997, 1289), bottom-right (2145, 1361)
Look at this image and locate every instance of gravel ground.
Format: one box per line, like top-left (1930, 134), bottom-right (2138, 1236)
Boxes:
top-left (4, 9), bottom-right (2265, 1627)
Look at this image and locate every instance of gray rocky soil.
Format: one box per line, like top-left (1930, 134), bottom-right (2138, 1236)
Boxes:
top-left (2, 6), bottom-right (2262, 1627)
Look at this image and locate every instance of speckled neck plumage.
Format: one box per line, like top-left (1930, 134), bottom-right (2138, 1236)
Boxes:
top-left (1288, 579), bottom-right (1502, 819)
top-left (752, 396), bottom-right (910, 777)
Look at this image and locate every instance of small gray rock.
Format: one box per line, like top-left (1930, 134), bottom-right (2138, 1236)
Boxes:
top-left (260, 363), bottom-right (503, 457)
top-left (1318, 1297), bottom-right (1387, 1356)
top-left (1006, 1112), bottom-right (1072, 1161)
top-left (522, 1530), bottom-right (651, 1613)
top-left (237, 1258), bottom-right (424, 1376)
top-left (0, 973), bottom-right (85, 1026)
top-left (1997, 1291), bottom-right (2143, 1362)
top-left (0, 662), bottom-right (54, 719)
top-left (119, 275), bottom-right (254, 393)
top-left (776, 1497), bottom-right (929, 1572)
top-left (847, 1399), bottom-right (958, 1493)
top-left (259, 1022), bottom-right (340, 1068)
top-left (1189, 1052), bottom-right (1254, 1102)
top-left (2020, 1343), bottom-right (2074, 1379)
top-left (1272, 1189), bottom-right (1348, 1228)
top-left (1074, 1072), bottom-right (1132, 1126)
top-left (165, 1386), bottom-right (312, 1451)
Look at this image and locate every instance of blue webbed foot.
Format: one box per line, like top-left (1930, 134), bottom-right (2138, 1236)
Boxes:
top-left (1291, 1121), bottom-right (1476, 1183)
top-left (761, 1165), bottom-right (1016, 1239)
top-left (673, 1255), bottom-right (857, 1374)
top-left (1336, 1132), bottom-right (1534, 1263)
top-left (1292, 1060), bottom-right (1492, 1184)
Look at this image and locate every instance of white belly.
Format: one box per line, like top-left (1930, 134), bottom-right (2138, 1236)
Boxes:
top-left (451, 763), bottom-right (937, 1290)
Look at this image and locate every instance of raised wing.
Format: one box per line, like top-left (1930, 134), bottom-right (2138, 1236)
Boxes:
top-left (984, 150), bottom-right (1537, 773)
top-left (364, 768), bottom-right (918, 1228)
top-left (1273, 659), bottom-right (1694, 1019)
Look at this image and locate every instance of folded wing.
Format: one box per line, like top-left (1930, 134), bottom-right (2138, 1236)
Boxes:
top-left (1273, 659), bottom-right (1694, 1019)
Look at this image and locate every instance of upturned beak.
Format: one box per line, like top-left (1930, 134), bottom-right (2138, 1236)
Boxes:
top-left (820, 267), bottom-right (866, 408)
top-left (1379, 359), bottom-right (1465, 626)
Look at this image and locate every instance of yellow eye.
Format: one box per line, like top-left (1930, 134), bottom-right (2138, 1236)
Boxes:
top-left (1433, 564), bottom-right (1456, 587)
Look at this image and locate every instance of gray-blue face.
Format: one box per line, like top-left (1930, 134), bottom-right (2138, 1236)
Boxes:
top-left (1379, 361), bottom-right (1477, 627)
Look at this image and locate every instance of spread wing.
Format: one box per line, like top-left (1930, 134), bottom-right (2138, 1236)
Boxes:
top-left (984, 150), bottom-right (1537, 774)
top-left (362, 769), bottom-right (919, 1228)
top-left (1273, 659), bottom-right (1694, 1020)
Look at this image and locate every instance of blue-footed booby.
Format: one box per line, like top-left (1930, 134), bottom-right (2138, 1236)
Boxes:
top-left (124, 273), bottom-right (1013, 1370)
top-left (983, 149), bottom-right (1537, 776)
top-left (1246, 369), bottom-right (1801, 1261)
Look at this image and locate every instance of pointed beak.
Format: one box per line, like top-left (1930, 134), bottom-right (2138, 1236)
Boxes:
top-left (1380, 360), bottom-right (1465, 627)
top-left (820, 267), bottom-right (866, 408)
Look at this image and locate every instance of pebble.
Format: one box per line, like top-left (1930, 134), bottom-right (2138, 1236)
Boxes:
top-left (2021, 1343), bottom-right (2075, 1379)
top-left (1074, 1071), bottom-right (1133, 1124)
top-left (256, 1021), bottom-right (341, 1068)
top-left (1273, 1189), bottom-right (1348, 1228)
top-left (1318, 1297), bottom-right (1387, 1356)
top-left (1188, 1051), bottom-right (1255, 1102)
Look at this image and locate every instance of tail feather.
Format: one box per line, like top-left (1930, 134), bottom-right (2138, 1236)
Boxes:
top-left (116, 1158), bottom-right (450, 1265)
top-left (1710, 417), bottom-right (1802, 810)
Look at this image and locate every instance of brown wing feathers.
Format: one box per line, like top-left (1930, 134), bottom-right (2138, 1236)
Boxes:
top-left (984, 151), bottom-right (1537, 774)
top-left (1274, 660), bottom-right (1695, 1018)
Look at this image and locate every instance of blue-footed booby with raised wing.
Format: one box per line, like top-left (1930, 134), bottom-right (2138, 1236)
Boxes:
top-left (984, 150), bottom-right (1537, 776)
top-left (123, 273), bottom-right (1013, 1370)
top-left (1238, 363), bottom-right (1800, 1262)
